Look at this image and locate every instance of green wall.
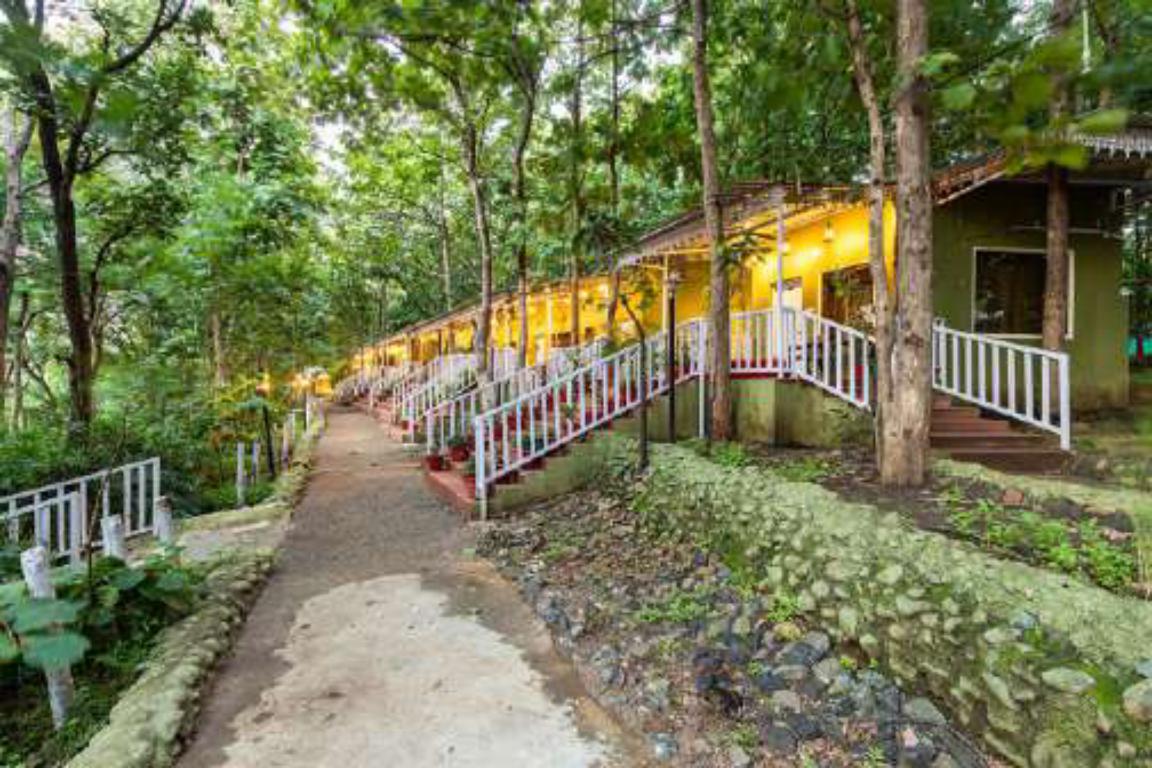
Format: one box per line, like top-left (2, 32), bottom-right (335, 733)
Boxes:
top-left (933, 183), bottom-right (1128, 410)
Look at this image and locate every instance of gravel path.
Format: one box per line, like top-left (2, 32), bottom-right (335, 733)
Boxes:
top-left (179, 406), bottom-right (640, 768)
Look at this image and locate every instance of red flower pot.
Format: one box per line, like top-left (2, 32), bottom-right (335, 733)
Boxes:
top-left (424, 455), bottom-right (446, 471)
top-left (449, 445), bottom-right (470, 463)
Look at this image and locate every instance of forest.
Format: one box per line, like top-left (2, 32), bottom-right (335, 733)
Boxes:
top-left (0, 0), bottom-right (1149, 505)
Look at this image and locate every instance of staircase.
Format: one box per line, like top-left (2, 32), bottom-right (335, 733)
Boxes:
top-left (930, 395), bottom-right (1070, 473)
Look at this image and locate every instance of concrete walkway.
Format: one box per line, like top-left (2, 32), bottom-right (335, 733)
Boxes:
top-left (179, 407), bottom-right (640, 768)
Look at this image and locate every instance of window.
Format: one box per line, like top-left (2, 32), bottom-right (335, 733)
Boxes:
top-left (770, 277), bottom-right (804, 311)
top-left (821, 265), bottom-right (873, 328)
top-left (972, 248), bottom-right (1073, 336)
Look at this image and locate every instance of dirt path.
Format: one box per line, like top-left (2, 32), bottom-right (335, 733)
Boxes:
top-left (179, 407), bottom-right (641, 768)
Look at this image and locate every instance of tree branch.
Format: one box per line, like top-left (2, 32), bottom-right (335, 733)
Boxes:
top-left (64, 0), bottom-right (187, 178)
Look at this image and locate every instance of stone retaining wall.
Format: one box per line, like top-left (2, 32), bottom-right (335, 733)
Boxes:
top-left (600, 436), bottom-right (1152, 767)
top-left (66, 551), bottom-right (274, 768)
top-left (63, 420), bottom-right (318, 766)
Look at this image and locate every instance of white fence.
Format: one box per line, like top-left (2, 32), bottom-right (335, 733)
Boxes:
top-left (425, 364), bottom-right (547, 456)
top-left (1, 457), bottom-right (162, 564)
top-left (933, 322), bottom-right (1071, 450)
top-left (473, 321), bottom-right (706, 513)
top-left (731, 308), bottom-right (872, 409)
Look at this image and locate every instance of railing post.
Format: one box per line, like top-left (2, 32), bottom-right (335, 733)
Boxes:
top-left (235, 442), bottom-right (246, 506)
top-left (153, 496), bottom-right (175, 545)
top-left (1059, 353), bottom-right (1071, 451)
top-left (697, 322), bottom-right (707, 437)
top-left (21, 546), bottom-right (74, 730)
top-left (101, 513), bottom-right (127, 560)
top-left (474, 417), bottom-right (488, 521)
top-left (67, 493), bottom-right (84, 568)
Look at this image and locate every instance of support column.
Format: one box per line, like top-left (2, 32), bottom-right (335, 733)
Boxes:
top-left (774, 186), bottom-right (787, 368)
top-left (546, 288), bottom-right (554, 358)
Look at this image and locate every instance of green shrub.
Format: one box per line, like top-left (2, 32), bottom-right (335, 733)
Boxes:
top-left (0, 551), bottom-right (201, 763)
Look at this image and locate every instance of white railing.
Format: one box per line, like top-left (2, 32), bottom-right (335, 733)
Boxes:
top-left (933, 322), bottom-right (1071, 450)
top-left (425, 364), bottom-right (548, 456)
top-left (545, 338), bottom-right (607, 380)
top-left (399, 355), bottom-right (478, 436)
top-left (730, 308), bottom-right (872, 409)
top-left (1, 457), bottom-right (162, 563)
top-left (473, 321), bottom-right (706, 512)
top-left (793, 310), bottom-right (873, 409)
top-left (731, 308), bottom-right (800, 376)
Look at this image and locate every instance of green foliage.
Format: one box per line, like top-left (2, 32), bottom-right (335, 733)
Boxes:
top-left (0, 551), bottom-right (200, 761)
top-left (947, 498), bottom-right (1136, 591)
top-left (710, 442), bottom-right (752, 469)
top-left (773, 456), bottom-right (830, 483)
top-left (766, 592), bottom-right (800, 624)
top-left (634, 586), bottom-right (713, 625)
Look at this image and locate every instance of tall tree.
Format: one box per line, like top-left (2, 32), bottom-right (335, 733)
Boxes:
top-left (502, 7), bottom-right (545, 368)
top-left (568, 6), bottom-right (587, 349)
top-left (0, 105), bottom-right (32, 423)
top-left (690, 0), bottom-right (731, 440)
top-left (0, 0), bottom-right (187, 426)
top-left (886, 0), bottom-right (933, 486)
top-left (836, 0), bottom-right (894, 472)
top-left (1043, 0), bottom-right (1076, 353)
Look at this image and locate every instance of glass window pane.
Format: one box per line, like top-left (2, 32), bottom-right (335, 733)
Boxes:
top-left (974, 250), bottom-right (1046, 334)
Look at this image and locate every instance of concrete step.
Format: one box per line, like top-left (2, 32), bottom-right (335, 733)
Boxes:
top-left (932, 405), bottom-right (981, 419)
top-left (930, 431), bottom-right (1053, 449)
top-left (946, 447), bottom-right (1071, 474)
top-left (930, 417), bottom-right (1011, 433)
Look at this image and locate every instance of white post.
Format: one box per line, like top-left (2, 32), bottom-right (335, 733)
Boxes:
top-left (67, 493), bottom-right (84, 568)
top-left (101, 514), bottom-right (126, 560)
top-left (21, 547), bottom-right (75, 730)
top-left (305, 396), bottom-right (313, 433)
top-left (774, 186), bottom-right (787, 368)
top-left (1059, 353), bottom-right (1071, 451)
top-left (475, 417), bottom-right (487, 521)
top-left (235, 442), bottom-right (247, 505)
top-left (546, 288), bottom-right (554, 359)
top-left (153, 496), bottom-right (175, 545)
top-left (661, 256), bottom-right (670, 332)
top-left (251, 441), bottom-right (261, 484)
top-left (281, 418), bottom-right (291, 465)
top-left (697, 323), bottom-right (707, 437)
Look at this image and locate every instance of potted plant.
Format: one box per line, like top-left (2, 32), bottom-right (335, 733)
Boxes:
top-left (447, 434), bottom-right (471, 463)
top-left (424, 452), bottom-right (446, 471)
top-left (461, 457), bottom-right (477, 484)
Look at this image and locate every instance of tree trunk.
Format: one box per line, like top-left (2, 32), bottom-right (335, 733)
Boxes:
top-left (21, 61), bottom-right (97, 426)
top-left (569, 9), bottom-right (585, 348)
top-left (690, 0), bottom-right (731, 441)
top-left (1, 107), bottom-right (32, 425)
top-left (10, 294), bottom-right (28, 430)
top-left (605, 0), bottom-right (622, 341)
top-left (462, 123), bottom-right (494, 383)
top-left (43, 155), bottom-right (95, 426)
top-left (437, 156), bottom-right (453, 312)
top-left (884, 0), bottom-right (933, 487)
top-left (1043, 0), bottom-right (1075, 352)
top-left (512, 89), bottom-right (536, 368)
top-left (843, 0), bottom-right (893, 468)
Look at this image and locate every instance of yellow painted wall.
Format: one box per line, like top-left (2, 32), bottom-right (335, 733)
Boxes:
top-left (748, 203), bottom-right (894, 313)
top-left (358, 200), bottom-right (887, 372)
